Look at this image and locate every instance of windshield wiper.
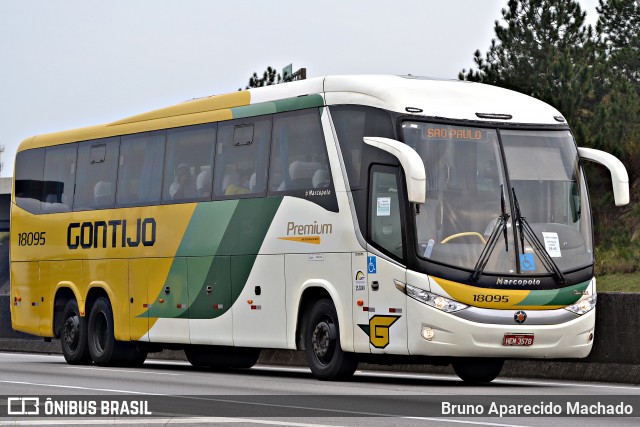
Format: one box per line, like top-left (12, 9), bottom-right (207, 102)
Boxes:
top-left (512, 188), bottom-right (566, 284)
top-left (471, 186), bottom-right (509, 281)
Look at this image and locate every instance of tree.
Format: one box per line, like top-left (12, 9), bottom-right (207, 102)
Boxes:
top-left (240, 65), bottom-right (297, 90)
top-left (459, 0), bottom-right (596, 129)
top-left (596, 0), bottom-right (640, 86)
top-left (592, 0), bottom-right (640, 165)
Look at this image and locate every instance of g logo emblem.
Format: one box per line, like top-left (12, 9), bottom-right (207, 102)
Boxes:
top-left (358, 315), bottom-right (400, 348)
top-left (514, 310), bottom-right (527, 324)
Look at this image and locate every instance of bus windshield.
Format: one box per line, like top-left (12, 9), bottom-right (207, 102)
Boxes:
top-left (402, 122), bottom-right (593, 277)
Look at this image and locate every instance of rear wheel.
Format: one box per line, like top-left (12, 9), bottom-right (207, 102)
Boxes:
top-left (88, 297), bottom-right (147, 366)
top-left (60, 299), bottom-right (92, 365)
top-left (452, 358), bottom-right (504, 383)
top-left (305, 299), bottom-right (358, 380)
top-left (185, 345), bottom-right (260, 369)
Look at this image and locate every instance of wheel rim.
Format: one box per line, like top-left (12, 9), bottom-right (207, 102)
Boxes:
top-left (63, 315), bottom-right (80, 352)
top-left (311, 318), bottom-right (336, 365)
top-left (93, 312), bottom-right (108, 356)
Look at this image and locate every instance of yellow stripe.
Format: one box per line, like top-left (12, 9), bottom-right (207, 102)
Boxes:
top-left (278, 236), bottom-right (321, 245)
top-left (18, 91), bottom-right (250, 150)
top-left (431, 276), bottom-right (563, 310)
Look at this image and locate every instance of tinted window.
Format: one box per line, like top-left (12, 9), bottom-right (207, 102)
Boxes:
top-left (163, 124), bottom-right (216, 203)
top-left (331, 106), bottom-right (394, 188)
top-left (74, 137), bottom-right (119, 211)
top-left (117, 131), bottom-right (165, 207)
top-left (42, 144), bottom-right (77, 213)
top-left (270, 109), bottom-right (330, 192)
top-left (214, 117), bottom-right (271, 198)
top-left (14, 148), bottom-right (45, 214)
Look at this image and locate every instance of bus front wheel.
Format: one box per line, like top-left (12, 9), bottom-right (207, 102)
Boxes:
top-left (305, 299), bottom-right (358, 380)
top-left (87, 297), bottom-right (147, 367)
top-left (452, 358), bottom-right (504, 383)
top-left (60, 299), bottom-right (92, 365)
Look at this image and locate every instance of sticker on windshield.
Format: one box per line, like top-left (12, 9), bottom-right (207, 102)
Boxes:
top-left (520, 253), bottom-right (536, 271)
top-left (542, 232), bottom-right (562, 258)
top-left (376, 197), bottom-right (391, 216)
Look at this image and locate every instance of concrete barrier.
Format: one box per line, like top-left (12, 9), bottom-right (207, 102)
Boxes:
top-left (1, 293), bottom-right (639, 383)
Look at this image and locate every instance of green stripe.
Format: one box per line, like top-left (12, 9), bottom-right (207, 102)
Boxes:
top-left (175, 200), bottom-right (238, 257)
top-left (144, 197), bottom-right (283, 320)
top-left (231, 94), bottom-right (324, 119)
top-left (517, 280), bottom-right (591, 307)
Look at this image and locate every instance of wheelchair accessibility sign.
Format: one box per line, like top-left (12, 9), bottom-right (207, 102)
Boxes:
top-left (519, 253), bottom-right (536, 271)
top-left (367, 256), bottom-right (377, 274)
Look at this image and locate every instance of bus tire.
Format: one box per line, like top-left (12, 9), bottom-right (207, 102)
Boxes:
top-left (452, 358), bottom-right (504, 383)
top-left (121, 343), bottom-right (148, 367)
top-left (185, 345), bottom-right (260, 369)
top-left (88, 297), bottom-right (146, 366)
top-left (305, 298), bottom-right (358, 380)
top-left (60, 299), bottom-right (92, 365)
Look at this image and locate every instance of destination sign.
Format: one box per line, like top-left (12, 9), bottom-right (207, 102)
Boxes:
top-left (424, 126), bottom-right (489, 142)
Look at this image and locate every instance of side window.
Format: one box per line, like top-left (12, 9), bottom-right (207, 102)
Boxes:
top-left (369, 169), bottom-right (404, 259)
top-left (330, 106), bottom-right (394, 188)
top-left (42, 143), bottom-right (77, 213)
top-left (117, 131), bottom-right (165, 207)
top-left (14, 148), bottom-right (45, 214)
top-left (214, 116), bottom-right (271, 198)
top-left (74, 138), bottom-right (119, 211)
top-left (270, 109), bottom-right (331, 192)
top-left (163, 124), bottom-right (217, 203)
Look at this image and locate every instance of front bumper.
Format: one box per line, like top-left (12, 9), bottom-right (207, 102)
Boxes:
top-left (407, 297), bottom-right (595, 358)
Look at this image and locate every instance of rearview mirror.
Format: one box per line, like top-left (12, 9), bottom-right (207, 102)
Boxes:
top-left (363, 137), bottom-right (426, 204)
top-left (578, 147), bottom-right (629, 206)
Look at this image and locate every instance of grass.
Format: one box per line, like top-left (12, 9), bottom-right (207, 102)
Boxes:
top-left (596, 272), bottom-right (640, 292)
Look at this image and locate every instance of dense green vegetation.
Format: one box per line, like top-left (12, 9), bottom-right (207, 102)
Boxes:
top-left (460, 0), bottom-right (640, 278)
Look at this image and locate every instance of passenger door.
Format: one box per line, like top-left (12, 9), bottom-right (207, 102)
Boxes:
top-left (366, 167), bottom-right (408, 355)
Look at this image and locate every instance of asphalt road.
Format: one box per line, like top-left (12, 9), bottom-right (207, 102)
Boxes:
top-left (0, 352), bottom-right (638, 426)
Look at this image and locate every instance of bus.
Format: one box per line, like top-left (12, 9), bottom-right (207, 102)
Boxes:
top-left (11, 75), bottom-right (629, 382)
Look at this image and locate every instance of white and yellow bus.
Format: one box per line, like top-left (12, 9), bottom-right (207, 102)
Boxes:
top-left (11, 75), bottom-right (629, 382)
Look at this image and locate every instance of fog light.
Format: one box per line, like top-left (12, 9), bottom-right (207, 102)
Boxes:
top-left (588, 330), bottom-right (594, 342)
top-left (421, 327), bottom-right (435, 341)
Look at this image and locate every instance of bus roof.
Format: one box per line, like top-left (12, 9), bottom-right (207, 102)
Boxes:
top-left (17, 75), bottom-right (565, 151)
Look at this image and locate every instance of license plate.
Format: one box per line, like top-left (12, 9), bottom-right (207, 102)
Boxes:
top-left (503, 333), bottom-right (534, 346)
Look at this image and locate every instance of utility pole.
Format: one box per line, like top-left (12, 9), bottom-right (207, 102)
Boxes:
top-left (0, 145), bottom-right (4, 175)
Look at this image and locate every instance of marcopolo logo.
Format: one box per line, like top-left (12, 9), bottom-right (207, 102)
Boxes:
top-left (496, 278), bottom-right (541, 286)
top-left (67, 218), bottom-right (156, 250)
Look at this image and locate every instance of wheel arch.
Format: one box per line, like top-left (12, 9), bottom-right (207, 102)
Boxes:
top-left (294, 280), bottom-right (351, 351)
top-left (86, 283), bottom-right (128, 341)
top-left (52, 285), bottom-right (80, 338)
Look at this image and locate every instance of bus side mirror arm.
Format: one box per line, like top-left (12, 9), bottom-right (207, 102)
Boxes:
top-left (578, 147), bottom-right (629, 206)
top-left (363, 137), bottom-right (426, 204)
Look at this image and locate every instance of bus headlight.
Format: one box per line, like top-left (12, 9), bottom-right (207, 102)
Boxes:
top-left (565, 293), bottom-right (597, 315)
top-left (405, 284), bottom-right (467, 313)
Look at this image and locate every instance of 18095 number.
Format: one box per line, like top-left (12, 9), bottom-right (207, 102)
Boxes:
top-left (473, 294), bottom-right (509, 303)
top-left (17, 232), bottom-right (46, 246)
